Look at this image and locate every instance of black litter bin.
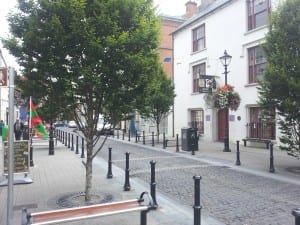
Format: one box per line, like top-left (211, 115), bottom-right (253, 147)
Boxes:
top-left (22, 125), bottom-right (29, 140)
top-left (181, 127), bottom-right (198, 151)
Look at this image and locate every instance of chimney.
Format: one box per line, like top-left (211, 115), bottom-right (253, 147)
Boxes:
top-left (184, 1), bottom-right (197, 19)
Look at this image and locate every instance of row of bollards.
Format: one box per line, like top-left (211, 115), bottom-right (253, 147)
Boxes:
top-left (105, 147), bottom-right (202, 224)
top-left (56, 129), bottom-right (85, 158)
top-left (56, 129), bottom-right (300, 225)
top-left (234, 140), bottom-right (275, 173)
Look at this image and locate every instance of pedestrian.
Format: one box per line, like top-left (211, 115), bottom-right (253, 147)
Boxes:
top-left (14, 119), bottom-right (24, 140)
top-left (0, 120), bottom-right (4, 136)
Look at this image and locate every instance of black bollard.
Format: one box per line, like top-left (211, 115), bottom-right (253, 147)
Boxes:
top-left (269, 143), bottom-right (275, 173)
top-left (176, 134), bottom-right (179, 152)
top-left (122, 129), bottom-right (125, 140)
top-left (193, 175), bottom-right (202, 225)
top-left (71, 134), bottom-right (74, 151)
top-left (107, 147), bottom-right (113, 179)
top-left (81, 137), bottom-right (85, 158)
top-left (75, 135), bottom-right (79, 154)
top-left (128, 129), bottom-right (131, 142)
top-left (143, 131), bottom-right (145, 145)
top-left (55, 131), bottom-right (57, 146)
top-left (151, 132), bottom-right (154, 147)
top-left (150, 160), bottom-right (158, 208)
top-left (163, 133), bottom-right (166, 149)
top-left (65, 132), bottom-right (67, 147)
top-left (123, 152), bottom-right (131, 191)
top-left (135, 131), bottom-right (138, 143)
top-left (49, 125), bottom-right (54, 155)
top-left (30, 137), bottom-right (34, 167)
top-left (68, 133), bottom-right (71, 149)
top-left (117, 129), bottom-right (119, 139)
top-left (62, 131), bottom-right (64, 144)
top-left (236, 140), bottom-right (241, 166)
top-left (292, 208), bottom-right (300, 225)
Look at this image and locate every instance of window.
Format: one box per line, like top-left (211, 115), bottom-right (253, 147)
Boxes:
top-left (190, 110), bottom-right (204, 134)
top-left (247, 107), bottom-right (275, 139)
top-left (248, 46), bottom-right (267, 83)
top-left (192, 63), bottom-right (206, 93)
top-left (192, 24), bottom-right (205, 52)
top-left (247, 0), bottom-right (270, 31)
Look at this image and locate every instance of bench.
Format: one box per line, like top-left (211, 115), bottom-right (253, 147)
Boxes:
top-left (22, 192), bottom-right (154, 225)
top-left (242, 138), bottom-right (271, 149)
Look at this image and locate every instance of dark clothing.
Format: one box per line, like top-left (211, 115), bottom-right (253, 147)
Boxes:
top-left (14, 121), bottom-right (24, 140)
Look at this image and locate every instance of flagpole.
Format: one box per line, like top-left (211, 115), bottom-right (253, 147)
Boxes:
top-left (29, 97), bottom-right (34, 166)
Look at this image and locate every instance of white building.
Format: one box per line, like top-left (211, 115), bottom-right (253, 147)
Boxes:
top-left (171, 0), bottom-right (283, 145)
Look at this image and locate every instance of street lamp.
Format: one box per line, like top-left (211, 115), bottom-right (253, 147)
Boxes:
top-left (219, 50), bottom-right (232, 152)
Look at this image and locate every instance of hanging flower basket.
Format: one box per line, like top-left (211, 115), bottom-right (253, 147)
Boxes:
top-left (213, 85), bottom-right (241, 111)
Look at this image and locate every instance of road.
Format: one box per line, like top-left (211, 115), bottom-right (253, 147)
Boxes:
top-left (96, 138), bottom-right (299, 225)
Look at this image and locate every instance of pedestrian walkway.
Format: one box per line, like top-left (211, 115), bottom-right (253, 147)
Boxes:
top-left (0, 135), bottom-right (299, 225)
top-left (0, 139), bottom-right (223, 225)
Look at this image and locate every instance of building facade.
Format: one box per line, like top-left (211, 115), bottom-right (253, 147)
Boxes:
top-left (171, 0), bottom-right (283, 144)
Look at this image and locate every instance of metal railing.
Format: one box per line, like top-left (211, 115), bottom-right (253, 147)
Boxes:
top-left (246, 122), bottom-right (275, 139)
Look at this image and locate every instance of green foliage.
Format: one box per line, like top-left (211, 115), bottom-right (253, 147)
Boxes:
top-left (3, 0), bottom-right (161, 199)
top-left (258, 0), bottom-right (300, 159)
top-left (138, 65), bottom-right (175, 137)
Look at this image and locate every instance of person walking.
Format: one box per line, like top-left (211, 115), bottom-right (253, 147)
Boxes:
top-left (0, 120), bottom-right (4, 136)
top-left (14, 119), bottom-right (24, 140)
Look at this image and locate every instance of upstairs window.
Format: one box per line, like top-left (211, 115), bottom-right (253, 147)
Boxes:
top-left (247, 0), bottom-right (270, 31)
top-left (248, 46), bottom-right (267, 83)
top-left (192, 24), bottom-right (205, 52)
top-left (192, 63), bottom-right (206, 93)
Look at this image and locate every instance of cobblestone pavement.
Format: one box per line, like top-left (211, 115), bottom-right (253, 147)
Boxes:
top-left (97, 138), bottom-right (300, 225)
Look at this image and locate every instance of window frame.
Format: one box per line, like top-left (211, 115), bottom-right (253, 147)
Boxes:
top-left (247, 0), bottom-right (270, 31)
top-left (192, 24), bottom-right (205, 52)
top-left (190, 109), bottom-right (204, 134)
top-left (248, 45), bottom-right (267, 84)
top-left (192, 63), bottom-right (206, 93)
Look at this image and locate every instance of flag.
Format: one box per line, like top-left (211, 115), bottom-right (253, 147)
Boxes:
top-left (30, 98), bottom-right (48, 139)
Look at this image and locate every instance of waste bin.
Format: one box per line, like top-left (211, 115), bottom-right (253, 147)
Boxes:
top-left (22, 125), bottom-right (29, 140)
top-left (181, 127), bottom-right (198, 151)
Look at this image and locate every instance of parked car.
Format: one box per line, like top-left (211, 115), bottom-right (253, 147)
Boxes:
top-left (67, 120), bottom-right (77, 128)
top-left (97, 117), bottom-right (113, 135)
top-left (54, 121), bottom-right (66, 127)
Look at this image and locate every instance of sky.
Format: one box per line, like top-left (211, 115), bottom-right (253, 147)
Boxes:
top-left (0, 0), bottom-right (191, 69)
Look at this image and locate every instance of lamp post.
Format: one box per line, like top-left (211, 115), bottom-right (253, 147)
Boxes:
top-left (219, 50), bottom-right (232, 152)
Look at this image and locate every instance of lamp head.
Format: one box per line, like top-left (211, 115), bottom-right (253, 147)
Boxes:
top-left (219, 50), bottom-right (232, 66)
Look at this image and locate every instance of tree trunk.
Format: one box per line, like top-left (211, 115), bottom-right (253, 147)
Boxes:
top-left (85, 137), bottom-right (93, 202)
top-left (156, 122), bottom-right (160, 143)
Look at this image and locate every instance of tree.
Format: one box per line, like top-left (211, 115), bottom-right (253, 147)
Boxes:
top-left (258, 0), bottom-right (300, 159)
top-left (139, 66), bottom-right (175, 142)
top-left (3, 0), bottom-right (161, 200)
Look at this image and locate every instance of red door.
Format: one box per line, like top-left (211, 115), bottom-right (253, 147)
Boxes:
top-left (218, 109), bottom-right (226, 141)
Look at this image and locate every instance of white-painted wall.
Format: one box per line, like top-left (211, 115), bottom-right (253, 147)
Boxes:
top-left (171, 0), bottom-right (281, 144)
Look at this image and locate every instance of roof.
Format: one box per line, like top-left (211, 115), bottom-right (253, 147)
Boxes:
top-left (159, 14), bottom-right (187, 23)
top-left (173, 0), bottom-right (232, 35)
